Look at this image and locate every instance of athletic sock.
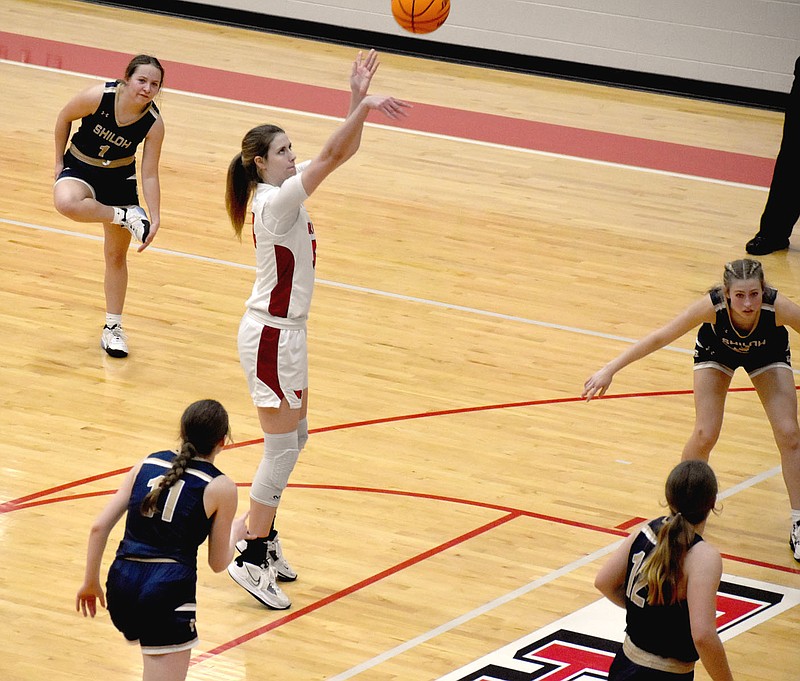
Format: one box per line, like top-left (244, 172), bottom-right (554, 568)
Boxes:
top-left (111, 206), bottom-right (126, 225)
top-left (105, 313), bottom-right (123, 329)
top-left (239, 537), bottom-right (269, 565)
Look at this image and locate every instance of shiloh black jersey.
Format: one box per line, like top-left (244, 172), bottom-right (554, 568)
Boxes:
top-left (69, 81), bottom-right (159, 166)
top-left (623, 517), bottom-right (703, 663)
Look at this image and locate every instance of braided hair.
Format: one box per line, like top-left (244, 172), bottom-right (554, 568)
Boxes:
top-left (709, 258), bottom-right (765, 298)
top-left (140, 399), bottom-right (230, 516)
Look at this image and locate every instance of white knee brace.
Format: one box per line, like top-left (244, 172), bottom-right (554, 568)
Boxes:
top-left (250, 431), bottom-right (300, 507)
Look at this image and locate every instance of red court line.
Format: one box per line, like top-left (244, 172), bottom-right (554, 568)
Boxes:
top-left (0, 385), bottom-right (783, 512)
top-left (0, 30), bottom-right (775, 186)
top-left (616, 516), bottom-right (648, 531)
top-left (191, 487), bottom-right (796, 666)
top-left (191, 511), bottom-right (521, 663)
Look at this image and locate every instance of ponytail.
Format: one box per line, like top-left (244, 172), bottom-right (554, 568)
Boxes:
top-left (225, 152), bottom-right (254, 238)
top-left (640, 460), bottom-right (718, 605)
top-left (640, 512), bottom-right (694, 605)
top-left (225, 124), bottom-right (286, 239)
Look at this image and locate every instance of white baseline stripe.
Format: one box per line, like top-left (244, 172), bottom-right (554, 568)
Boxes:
top-left (1, 59), bottom-right (768, 191)
top-left (717, 465), bottom-right (783, 500)
top-left (1, 217), bottom-right (687, 351)
top-left (326, 541), bottom-right (623, 681)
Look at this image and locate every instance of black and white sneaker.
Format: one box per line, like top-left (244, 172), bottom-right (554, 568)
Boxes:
top-left (119, 205), bottom-right (151, 243)
top-left (236, 533), bottom-right (297, 582)
top-left (790, 522), bottom-right (800, 562)
top-left (227, 556), bottom-right (291, 609)
top-left (101, 324), bottom-right (128, 358)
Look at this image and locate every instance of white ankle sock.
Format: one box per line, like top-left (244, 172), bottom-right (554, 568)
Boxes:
top-left (105, 313), bottom-right (123, 329)
top-left (791, 509), bottom-right (800, 526)
top-left (112, 206), bottom-right (126, 225)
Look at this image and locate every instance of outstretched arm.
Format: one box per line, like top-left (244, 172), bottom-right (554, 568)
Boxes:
top-left (774, 292), bottom-right (800, 335)
top-left (582, 295), bottom-right (715, 401)
top-left (301, 96), bottom-right (407, 196)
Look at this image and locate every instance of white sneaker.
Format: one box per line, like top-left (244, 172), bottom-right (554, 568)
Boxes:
top-left (791, 522), bottom-right (800, 562)
top-left (236, 533), bottom-right (297, 582)
top-left (268, 534), bottom-right (298, 582)
top-left (101, 324), bottom-right (128, 358)
top-left (227, 557), bottom-right (291, 609)
top-left (119, 205), bottom-right (151, 243)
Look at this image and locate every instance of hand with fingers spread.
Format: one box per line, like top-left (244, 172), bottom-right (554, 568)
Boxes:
top-left (361, 94), bottom-right (412, 120)
top-left (350, 49), bottom-right (380, 101)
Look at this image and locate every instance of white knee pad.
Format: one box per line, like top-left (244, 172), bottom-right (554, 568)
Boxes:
top-left (297, 417), bottom-right (309, 452)
top-left (250, 431), bottom-right (300, 507)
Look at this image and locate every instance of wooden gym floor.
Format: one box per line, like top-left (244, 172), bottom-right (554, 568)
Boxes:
top-left (0, 1), bottom-right (798, 679)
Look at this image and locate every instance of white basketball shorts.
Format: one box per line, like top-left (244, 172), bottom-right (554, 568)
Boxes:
top-left (238, 313), bottom-right (307, 409)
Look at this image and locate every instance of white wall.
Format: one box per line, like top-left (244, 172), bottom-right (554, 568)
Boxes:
top-left (189, 0), bottom-right (800, 93)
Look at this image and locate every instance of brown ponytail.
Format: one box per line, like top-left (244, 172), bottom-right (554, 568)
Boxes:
top-left (640, 460), bottom-right (718, 605)
top-left (225, 124), bottom-right (285, 239)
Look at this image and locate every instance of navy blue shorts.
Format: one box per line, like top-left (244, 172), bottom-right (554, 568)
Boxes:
top-left (56, 150), bottom-right (140, 207)
top-left (106, 558), bottom-right (199, 655)
top-left (693, 324), bottom-right (791, 377)
top-left (609, 651), bottom-right (694, 680)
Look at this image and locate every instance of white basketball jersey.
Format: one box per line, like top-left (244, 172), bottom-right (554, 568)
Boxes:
top-left (245, 163), bottom-right (316, 329)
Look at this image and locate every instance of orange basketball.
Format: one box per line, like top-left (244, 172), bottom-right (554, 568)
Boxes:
top-left (391, 0), bottom-right (451, 34)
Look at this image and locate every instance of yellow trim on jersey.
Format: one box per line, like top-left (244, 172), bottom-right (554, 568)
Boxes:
top-left (68, 144), bottom-right (135, 168)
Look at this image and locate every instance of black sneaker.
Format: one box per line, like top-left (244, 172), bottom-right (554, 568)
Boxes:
top-left (745, 234), bottom-right (789, 255)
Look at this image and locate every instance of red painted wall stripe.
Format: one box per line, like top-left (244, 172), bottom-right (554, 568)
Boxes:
top-left (0, 30), bottom-right (776, 186)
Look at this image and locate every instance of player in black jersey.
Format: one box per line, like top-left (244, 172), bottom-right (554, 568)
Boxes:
top-left (76, 400), bottom-right (246, 681)
top-left (583, 259), bottom-right (800, 561)
top-left (54, 55), bottom-right (166, 358)
top-left (595, 460), bottom-right (734, 680)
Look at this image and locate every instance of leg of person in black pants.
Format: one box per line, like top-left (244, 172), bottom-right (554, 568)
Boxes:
top-left (746, 56), bottom-right (800, 256)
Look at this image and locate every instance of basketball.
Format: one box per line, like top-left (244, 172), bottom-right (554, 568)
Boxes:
top-left (391, 0), bottom-right (450, 34)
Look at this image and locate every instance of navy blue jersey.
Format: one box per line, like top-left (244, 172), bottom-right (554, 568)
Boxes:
top-left (115, 450), bottom-right (223, 568)
top-left (694, 286), bottom-right (790, 374)
top-left (69, 81), bottom-right (159, 166)
top-left (623, 518), bottom-right (703, 663)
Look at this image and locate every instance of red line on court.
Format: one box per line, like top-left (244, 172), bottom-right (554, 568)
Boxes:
top-left (191, 511), bottom-right (522, 663)
top-left (616, 516), bottom-right (648, 531)
top-left (3, 393), bottom-right (797, 665)
top-left (0, 30), bottom-right (775, 186)
top-left (1, 385), bottom-right (786, 513)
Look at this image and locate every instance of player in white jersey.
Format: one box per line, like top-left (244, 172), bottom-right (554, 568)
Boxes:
top-left (224, 49), bottom-right (410, 608)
